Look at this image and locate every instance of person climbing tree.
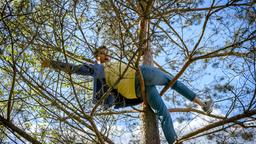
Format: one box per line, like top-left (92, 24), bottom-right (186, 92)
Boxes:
top-left (41, 45), bottom-right (213, 144)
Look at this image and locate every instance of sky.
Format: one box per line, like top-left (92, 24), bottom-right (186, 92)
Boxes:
top-left (0, 0), bottom-right (255, 143)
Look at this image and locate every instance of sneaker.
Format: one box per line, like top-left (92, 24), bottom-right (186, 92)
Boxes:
top-left (202, 99), bottom-right (213, 114)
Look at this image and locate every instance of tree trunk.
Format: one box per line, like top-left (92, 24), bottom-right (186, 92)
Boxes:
top-left (137, 1), bottom-right (160, 144)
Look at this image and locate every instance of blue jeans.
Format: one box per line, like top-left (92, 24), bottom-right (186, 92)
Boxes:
top-left (135, 65), bottom-right (196, 144)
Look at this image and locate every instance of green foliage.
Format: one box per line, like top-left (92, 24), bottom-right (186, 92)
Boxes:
top-left (0, 0), bottom-right (255, 143)
top-left (214, 84), bottom-right (234, 93)
top-left (241, 132), bottom-right (253, 141)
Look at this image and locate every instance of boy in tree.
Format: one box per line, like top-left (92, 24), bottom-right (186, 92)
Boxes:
top-left (41, 46), bottom-right (213, 144)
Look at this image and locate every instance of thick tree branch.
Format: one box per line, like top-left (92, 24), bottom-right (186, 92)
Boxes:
top-left (152, 3), bottom-right (251, 18)
top-left (160, 59), bottom-right (192, 96)
top-left (95, 107), bottom-right (225, 120)
top-left (0, 115), bottom-right (42, 144)
top-left (159, 1), bottom-right (215, 96)
top-left (192, 35), bottom-right (256, 61)
top-left (178, 109), bottom-right (256, 142)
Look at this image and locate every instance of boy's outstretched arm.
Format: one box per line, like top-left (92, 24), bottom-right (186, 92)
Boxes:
top-left (41, 59), bottom-right (94, 76)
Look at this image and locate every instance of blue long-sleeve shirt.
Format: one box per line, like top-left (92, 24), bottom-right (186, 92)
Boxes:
top-left (50, 60), bottom-right (142, 109)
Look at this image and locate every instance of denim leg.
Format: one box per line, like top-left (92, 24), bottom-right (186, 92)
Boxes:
top-left (139, 65), bottom-right (196, 101)
top-left (146, 85), bottom-right (177, 144)
top-left (172, 81), bottom-right (196, 101)
top-left (140, 65), bottom-right (171, 86)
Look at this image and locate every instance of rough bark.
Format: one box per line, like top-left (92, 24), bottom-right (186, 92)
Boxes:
top-left (137, 1), bottom-right (160, 144)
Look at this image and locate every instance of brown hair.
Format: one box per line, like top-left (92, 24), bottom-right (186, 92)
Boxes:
top-left (94, 45), bottom-right (108, 56)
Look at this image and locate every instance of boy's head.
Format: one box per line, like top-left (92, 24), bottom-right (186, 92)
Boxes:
top-left (94, 45), bottom-right (110, 63)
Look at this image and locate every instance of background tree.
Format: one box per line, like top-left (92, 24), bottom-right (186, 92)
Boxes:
top-left (0, 0), bottom-right (255, 143)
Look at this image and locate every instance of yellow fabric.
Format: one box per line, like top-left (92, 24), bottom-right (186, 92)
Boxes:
top-left (103, 62), bottom-right (136, 99)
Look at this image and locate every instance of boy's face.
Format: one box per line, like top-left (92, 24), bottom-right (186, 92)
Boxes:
top-left (97, 48), bottom-right (110, 63)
